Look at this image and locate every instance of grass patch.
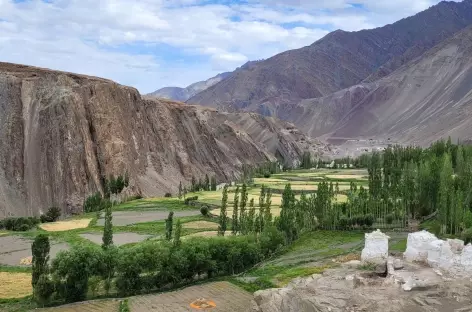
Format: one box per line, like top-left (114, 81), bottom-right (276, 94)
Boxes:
top-left (113, 198), bottom-right (193, 212)
top-left (288, 231), bottom-right (364, 254)
top-left (0, 266), bottom-right (32, 273)
top-left (358, 263), bottom-right (377, 271)
top-left (390, 239), bottom-right (407, 252)
top-left (0, 296), bottom-right (35, 312)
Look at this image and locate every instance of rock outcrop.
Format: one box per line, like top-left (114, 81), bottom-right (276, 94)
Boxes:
top-left (0, 62), bottom-right (326, 217)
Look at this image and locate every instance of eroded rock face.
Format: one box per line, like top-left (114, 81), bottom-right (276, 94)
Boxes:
top-left (0, 63), bottom-right (326, 217)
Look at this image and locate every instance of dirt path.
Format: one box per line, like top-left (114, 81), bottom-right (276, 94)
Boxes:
top-left (129, 281), bottom-right (253, 312)
top-left (0, 236), bottom-right (69, 266)
top-left (96, 210), bottom-right (201, 226)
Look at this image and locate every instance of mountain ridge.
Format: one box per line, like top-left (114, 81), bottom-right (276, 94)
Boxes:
top-left (186, 0), bottom-right (472, 118)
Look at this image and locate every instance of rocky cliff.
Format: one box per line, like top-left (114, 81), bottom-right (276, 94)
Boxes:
top-left (0, 63), bottom-right (326, 218)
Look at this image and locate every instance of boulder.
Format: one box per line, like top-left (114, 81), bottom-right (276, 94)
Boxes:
top-left (393, 259), bottom-right (404, 270)
top-left (404, 230), bottom-right (438, 262)
top-left (361, 230), bottom-right (390, 263)
top-left (426, 239), bottom-right (444, 268)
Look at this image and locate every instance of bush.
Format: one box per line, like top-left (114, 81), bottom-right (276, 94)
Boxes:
top-left (2, 216), bottom-right (39, 231)
top-left (364, 214), bottom-right (374, 227)
top-left (40, 207), bottom-right (61, 223)
top-left (83, 192), bottom-right (103, 213)
top-left (385, 214), bottom-right (394, 225)
top-left (338, 216), bottom-right (349, 230)
top-left (51, 246), bottom-right (105, 303)
top-left (263, 172), bottom-right (271, 178)
top-left (35, 275), bottom-right (54, 306)
top-left (184, 196), bottom-right (199, 205)
top-left (461, 228), bottom-right (472, 244)
top-left (164, 193), bottom-right (172, 198)
top-left (200, 206), bottom-right (210, 217)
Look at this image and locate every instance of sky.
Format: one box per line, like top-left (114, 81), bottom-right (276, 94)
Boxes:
top-left (0, 0), bottom-right (458, 93)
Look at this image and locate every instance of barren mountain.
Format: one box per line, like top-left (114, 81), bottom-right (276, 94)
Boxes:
top-left (0, 63), bottom-right (327, 217)
top-left (289, 25), bottom-right (472, 145)
top-left (187, 0), bottom-right (472, 116)
top-left (147, 60), bottom-right (263, 102)
top-left (147, 71), bottom-right (231, 102)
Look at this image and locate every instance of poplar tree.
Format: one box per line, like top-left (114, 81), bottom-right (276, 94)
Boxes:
top-left (102, 204), bottom-right (113, 250)
top-left (239, 183), bottom-right (248, 234)
top-left (218, 185), bottom-right (228, 236)
top-left (258, 186), bottom-right (266, 232)
top-left (247, 198), bottom-right (256, 233)
top-left (165, 211), bottom-right (174, 240)
top-left (264, 188), bottom-right (273, 226)
top-left (174, 219), bottom-right (182, 247)
top-left (278, 184), bottom-right (297, 243)
top-left (178, 182), bottom-right (183, 199)
top-left (205, 174), bottom-right (210, 191)
top-left (231, 186), bottom-right (240, 234)
top-left (32, 234), bottom-right (50, 289)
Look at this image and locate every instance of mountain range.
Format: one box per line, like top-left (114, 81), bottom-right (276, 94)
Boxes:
top-left (152, 0), bottom-right (472, 145)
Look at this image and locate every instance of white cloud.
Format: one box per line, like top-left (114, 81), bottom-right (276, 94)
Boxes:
top-left (0, 0), bottom-right (459, 93)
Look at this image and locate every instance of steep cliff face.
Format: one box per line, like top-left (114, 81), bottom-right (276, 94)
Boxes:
top-left (0, 63), bottom-right (325, 217)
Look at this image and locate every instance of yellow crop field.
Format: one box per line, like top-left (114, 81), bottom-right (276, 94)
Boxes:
top-left (40, 218), bottom-right (92, 232)
top-left (183, 221), bottom-right (219, 230)
top-left (0, 272), bottom-right (32, 299)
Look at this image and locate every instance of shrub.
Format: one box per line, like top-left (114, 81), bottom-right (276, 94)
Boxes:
top-left (0, 219), bottom-right (4, 230)
top-left (35, 275), bottom-right (54, 306)
top-left (263, 173), bottom-right (271, 178)
top-left (40, 207), bottom-right (61, 223)
top-left (2, 217), bottom-right (39, 231)
top-left (364, 214), bottom-right (375, 227)
top-left (83, 192), bottom-right (103, 213)
top-left (200, 206), bottom-right (210, 217)
top-left (184, 196), bottom-right (199, 205)
top-left (51, 246), bottom-right (105, 303)
top-left (461, 228), bottom-right (472, 244)
top-left (338, 216), bottom-right (349, 230)
top-left (164, 193), bottom-right (172, 198)
top-left (385, 214), bottom-right (394, 225)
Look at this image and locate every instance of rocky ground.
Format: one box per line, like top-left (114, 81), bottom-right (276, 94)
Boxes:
top-left (251, 256), bottom-right (472, 312)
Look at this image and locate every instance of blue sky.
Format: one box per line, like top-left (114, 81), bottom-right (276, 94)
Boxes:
top-left (0, 0), bottom-right (457, 93)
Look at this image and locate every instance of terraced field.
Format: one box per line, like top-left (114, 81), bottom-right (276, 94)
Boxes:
top-left (129, 281), bottom-right (253, 312)
top-left (39, 299), bottom-right (120, 312)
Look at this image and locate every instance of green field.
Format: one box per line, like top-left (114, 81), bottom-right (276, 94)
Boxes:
top-left (0, 168), bottom-right (373, 311)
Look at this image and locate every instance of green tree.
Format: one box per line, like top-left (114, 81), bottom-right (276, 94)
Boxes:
top-left (247, 198), bottom-right (256, 233)
top-left (102, 204), bottom-right (113, 250)
top-left (174, 219), bottom-right (182, 248)
top-left (178, 182), bottom-right (183, 199)
top-left (239, 183), bottom-right (248, 234)
top-left (278, 184), bottom-right (297, 243)
top-left (264, 188), bottom-right (273, 227)
top-left (218, 185), bottom-right (228, 236)
top-left (438, 153), bottom-right (453, 234)
top-left (205, 174), bottom-right (210, 191)
top-left (32, 234), bottom-right (50, 290)
top-left (210, 176), bottom-right (217, 191)
top-left (231, 186), bottom-right (240, 234)
top-left (165, 211), bottom-right (174, 240)
top-left (191, 176), bottom-right (196, 192)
